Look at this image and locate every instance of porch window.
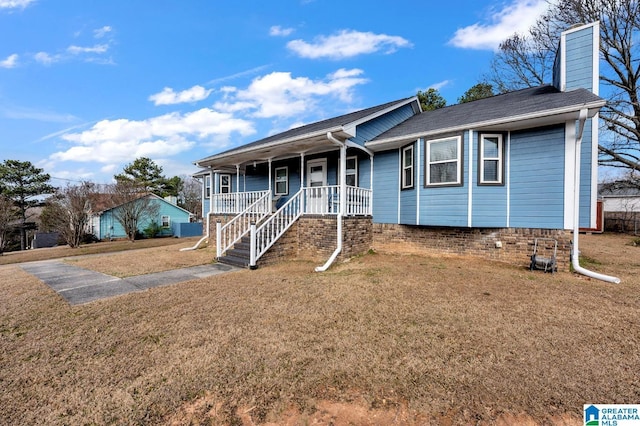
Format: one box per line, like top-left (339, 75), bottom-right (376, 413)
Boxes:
top-left (204, 175), bottom-right (211, 198)
top-left (479, 133), bottom-right (503, 185)
top-left (338, 156), bottom-right (358, 187)
top-left (401, 144), bottom-right (414, 189)
top-left (274, 166), bottom-right (288, 195)
top-left (220, 174), bottom-right (231, 193)
top-left (426, 135), bottom-right (462, 186)
top-left (161, 215), bottom-right (170, 228)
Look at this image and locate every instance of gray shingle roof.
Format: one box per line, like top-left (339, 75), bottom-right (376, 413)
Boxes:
top-left (371, 85), bottom-right (604, 142)
top-left (197, 97), bottom-right (414, 163)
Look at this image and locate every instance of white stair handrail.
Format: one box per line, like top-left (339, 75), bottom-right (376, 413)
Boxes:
top-left (250, 189), bottom-right (304, 267)
top-left (217, 190), bottom-right (271, 258)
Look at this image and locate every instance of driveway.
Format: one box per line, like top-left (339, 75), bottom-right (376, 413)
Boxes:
top-left (20, 261), bottom-right (238, 305)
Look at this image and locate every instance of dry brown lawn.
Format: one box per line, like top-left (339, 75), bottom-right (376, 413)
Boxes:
top-left (0, 237), bottom-right (203, 266)
top-left (0, 233), bottom-right (638, 425)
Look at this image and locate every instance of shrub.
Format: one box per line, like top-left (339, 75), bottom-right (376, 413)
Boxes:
top-left (143, 222), bottom-right (161, 239)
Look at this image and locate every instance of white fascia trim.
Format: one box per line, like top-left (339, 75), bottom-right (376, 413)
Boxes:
top-left (195, 125), bottom-right (349, 167)
top-left (365, 101), bottom-right (606, 150)
top-left (343, 97), bottom-right (420, 135)
top-left (564, 121), bottom-right (576, 229)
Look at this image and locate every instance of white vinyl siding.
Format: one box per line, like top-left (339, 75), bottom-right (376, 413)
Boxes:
top-left (426, 136), bottom-right (462, 186)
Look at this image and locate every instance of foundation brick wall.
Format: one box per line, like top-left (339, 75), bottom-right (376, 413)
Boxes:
top-left (372, 224), bottom-right (572, 271)
top-left (257, 216), bottom-right (374, 267)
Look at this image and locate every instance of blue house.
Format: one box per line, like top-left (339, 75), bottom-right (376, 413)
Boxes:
top-left (90, 194), bottom-right (198, 240)
top-left (192, 23), bottom-right (603, 271)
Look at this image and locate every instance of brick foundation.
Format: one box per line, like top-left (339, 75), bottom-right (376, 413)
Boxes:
top-left (258, 216), bottom-right (373, 267)
top-left (371, 224), bottom-right (572, 271)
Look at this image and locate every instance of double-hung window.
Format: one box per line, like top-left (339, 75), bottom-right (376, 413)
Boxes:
top-left (479, 133), bottom-right (504, 185)
top-left (338, 156), bottom-right (358, 187)
top-left (204, 175), bottom-right (211, 198)
top-left (426, 136), bottom-right (462, 186)
top-left (274, 166), bottom-right (288, 195)
top-left (161, 215), bottom-right (170, 228)
top-left (220, 174), bottom-right (231, 193)
top-left (401, 144), bottom-right (414, 189)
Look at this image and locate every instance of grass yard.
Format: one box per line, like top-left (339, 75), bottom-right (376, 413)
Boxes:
top-left (0, 233), bottom-right (638, 425)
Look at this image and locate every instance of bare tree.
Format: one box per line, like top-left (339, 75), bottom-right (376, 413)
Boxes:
top-left (109, 181), bottom-right (159, 242)
top-left (0, 194), bottom-right (17, 255)
top-left (40, 182), bottom-right (95, 248)
top-left (486, 0), bottom-right (640, 173)
top-left (179, 175), bottom-right (202, 220)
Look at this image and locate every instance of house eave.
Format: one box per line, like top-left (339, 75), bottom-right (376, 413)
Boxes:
top-left (365, 100), bottom-right (605, 151)
top-left (195, 126), bottom-right (353, 169)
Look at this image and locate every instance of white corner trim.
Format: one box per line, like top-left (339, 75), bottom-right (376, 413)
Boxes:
top-left (590, 115), bottom-right (599, 228)
top-left (416, 138), bottom-right (421, 225)
top-left (468, 129), bottom-right (473, 227)
top-left (506, 131), bottom-right (511, 227)
top-left (564, 121), bottom-right (576, 229)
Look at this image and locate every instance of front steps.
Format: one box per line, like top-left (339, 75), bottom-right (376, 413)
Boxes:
top-left (217, 235), bottom-right (252, 268)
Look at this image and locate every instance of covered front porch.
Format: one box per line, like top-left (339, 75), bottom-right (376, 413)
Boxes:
top-left (195, 131), bottom-right (374, 269)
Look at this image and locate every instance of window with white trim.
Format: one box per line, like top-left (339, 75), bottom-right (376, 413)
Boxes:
top-left (401, 144), bottom-right (414, 189)
top-left (274, 166), bottom-right (288, 195)
top-left (426, 136), bottom-right (462, 186)
top-left (479, 133), bottom-right (503, 185)
top-left (338, 156), bottom-right (358, 187)
top-left (220, 174), bottom-right (231, 193)
top-left (161, 215), bottom-right (170, 228)
top-left (204, 175), bottom-right (211, 198)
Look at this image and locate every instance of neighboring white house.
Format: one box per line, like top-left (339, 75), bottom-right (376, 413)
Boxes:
top-left (599, 181), bottom-right (640, 233)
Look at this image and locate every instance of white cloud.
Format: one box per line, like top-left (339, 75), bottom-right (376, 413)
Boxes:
top-left (0, 0), bottom-right (35, 9)
top-left (269, 25), bottom-right (294, 37)
top-left (287, 29), bottom-right (412, 59)
top-left (67, 44), bottom-right (109, 55)
top-left (52, 108), bottom-right (255, 164)
top-left (214, 68), bottom-right (368, 118)
top-left (93, 26), bottom-right (112, 39)
top-left (449, 0), bottom-right (548, 50)
top-left (428, 80), bottom-right (452, 91)
top-left (149, 85), bottom-right (213, 106)
top-left (0, 53), bottom-right (18, 68)
top-left (34, 51), bottom-right (59, 65)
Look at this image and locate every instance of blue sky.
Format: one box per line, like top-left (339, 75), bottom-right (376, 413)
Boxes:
top-left (0, 0), bottom-right (550, 185)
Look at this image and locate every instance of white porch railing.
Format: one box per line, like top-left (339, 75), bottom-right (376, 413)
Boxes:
top-left (250, 189), bottom-right (304, 266)
top-left (303, 185), bottom-right (372, 216)
top-left (248, 186), bottom-right (372, 267)
top-left (211, 190), bottom-right (270, 214)
top-left (216, 191), bottom-right (271, 258)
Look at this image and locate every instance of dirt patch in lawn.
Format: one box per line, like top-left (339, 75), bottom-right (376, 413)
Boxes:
top-left (1, 233), bottom-right (638, 425)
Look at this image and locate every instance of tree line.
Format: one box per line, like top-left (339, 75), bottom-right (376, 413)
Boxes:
top-left (0, 158), bottom-right (202, 253)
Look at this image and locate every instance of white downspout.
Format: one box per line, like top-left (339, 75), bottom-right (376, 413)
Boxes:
top-left (315, 131), bottom-right (345, 272)
top-left (181, 170), bottom-right (215, 251)
top-left (571, 109), bottom-right (620, 283)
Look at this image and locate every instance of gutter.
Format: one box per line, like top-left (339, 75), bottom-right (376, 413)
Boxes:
top-left (315, 131), bottom-right (346, 272)
top-left (366, 100), bottom-right (606, 151)
top-left (571, 108), bottom-right (620, 283)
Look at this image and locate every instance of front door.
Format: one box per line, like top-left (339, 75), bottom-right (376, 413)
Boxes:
top-left (306, 158), bottom-right (327, 213)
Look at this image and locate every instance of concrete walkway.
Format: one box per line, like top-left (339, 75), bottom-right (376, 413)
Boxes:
top-left (20, 261), bottom-right (239, 305)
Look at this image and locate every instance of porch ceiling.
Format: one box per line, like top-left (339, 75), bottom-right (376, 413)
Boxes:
top-left (196, 129), bottom-right (352, 169)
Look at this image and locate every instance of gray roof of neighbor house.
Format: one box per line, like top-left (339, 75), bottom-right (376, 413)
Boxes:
top-left (195, 97), bottom-right (419, 168)
top-left (367, 85), bottom-right (605, 149)
top-left (599, 181), bottom-right (640, 197)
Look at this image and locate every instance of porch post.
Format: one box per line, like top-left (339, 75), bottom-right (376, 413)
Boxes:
top-left (214, 171), bottom-right (219, 213)
top-left (300, 152), bottom-right (305, 188)
top-left (236, 164), bottom-right (240, 213)
top-left (340, 143), bottom-right (346, 217)
top-left (268, 158), bottom-right (272, 194)
top-left (209, 170), bottom-right (215, 214)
